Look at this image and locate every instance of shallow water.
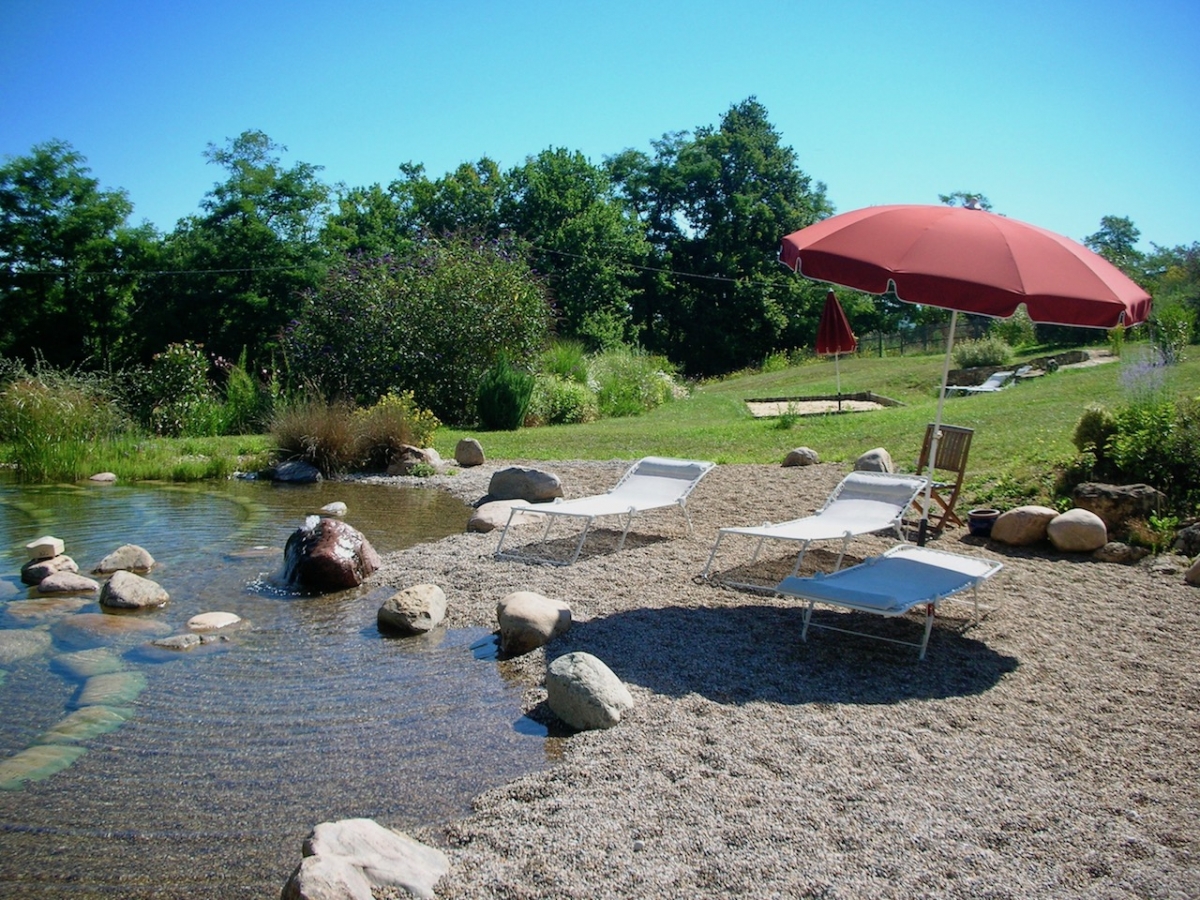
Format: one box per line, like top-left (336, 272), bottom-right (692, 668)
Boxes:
top-left (0, 478), bottom-right (552, 898)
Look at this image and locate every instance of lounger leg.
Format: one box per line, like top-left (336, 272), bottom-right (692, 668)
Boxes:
top-left (918, 603), bottom-right (935, 660)
top-left (801, 600), bottom-right (815, 642)
top-left (701, 532), bottom-right (727, 579)
top-left (678, 500), bottom-right (693, 536)
top-left (833, 533), bottom-right (851, 572)
top-left (567, 520), bottom-right (594, 566)
top-left (788, 540), bottom-right (812, 578)
top-left (751, 534), bottom-right (768, 564)
top-left (616, 509), bottom-right (634, 551)
top-left (494, 507), bottom-right (520, 558)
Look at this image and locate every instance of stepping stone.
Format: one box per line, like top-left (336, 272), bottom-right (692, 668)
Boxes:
top-left (53, 648), bottom-right (124, 680)
top-left (0, 744), bottom-right (88, 790)
top-left (0, 629), bottom-right (52, 665)
top-left (187, 611), bottom-right (241, 631)
top-left (77, 670), bottom-right (147, 707)
top-left (38, 706), bottom-right (133, 744)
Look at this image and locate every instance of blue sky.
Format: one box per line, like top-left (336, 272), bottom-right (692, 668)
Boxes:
top-left (3, 0), bottom-right (1198, 250)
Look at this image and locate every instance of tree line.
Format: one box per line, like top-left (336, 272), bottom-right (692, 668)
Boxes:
top-left (2, 97), bottom-right (1196, 397)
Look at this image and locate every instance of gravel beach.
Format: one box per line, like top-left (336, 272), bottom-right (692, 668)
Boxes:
top-left (365, 459), bottom-right (1199, 899)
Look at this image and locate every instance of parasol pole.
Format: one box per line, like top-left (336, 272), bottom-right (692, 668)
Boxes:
top-left (917, 309), bottom-right (957, 546)
top-left (834, 351), bottom-right (842, 411)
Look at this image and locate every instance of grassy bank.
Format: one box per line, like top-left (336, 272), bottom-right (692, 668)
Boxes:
top-left (437, 347), bottom-right (1200, 510)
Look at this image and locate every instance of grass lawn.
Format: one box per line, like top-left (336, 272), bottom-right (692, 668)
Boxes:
top-left (437, 345), bottom-right (1200, 510)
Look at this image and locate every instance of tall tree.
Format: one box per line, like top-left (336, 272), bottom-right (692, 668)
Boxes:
top-left (0, 140), bottom-right (153, 367)
top-left (502, 148), bottom-right (649, 349)
top-left (610, 98), bottom-right (832, 374)
top-left (1085, 215), bottom-right (1144, 280)
top-left (390, 159), bottom-right (507, 239)
top-left (141, 131), bottom-right (330, 365)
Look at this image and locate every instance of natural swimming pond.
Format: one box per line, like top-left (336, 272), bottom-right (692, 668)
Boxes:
top-left (0, 477), bottom-right (553, 898)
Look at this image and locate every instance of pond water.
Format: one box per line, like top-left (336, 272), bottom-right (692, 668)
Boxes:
top-left (0, 477), bottom-right (553, 899)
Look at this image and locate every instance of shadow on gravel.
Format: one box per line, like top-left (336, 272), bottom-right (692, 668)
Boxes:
top-left (551, 601), bottom-right (1019, 706)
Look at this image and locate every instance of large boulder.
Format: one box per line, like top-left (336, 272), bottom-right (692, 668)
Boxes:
top-left (1186, 557), bottom-right (1200, 587)
top-left (782, 447), bottom-right (820, 467)
top-left (385, 445), bottom-right (442, 476)
top-left (1048, 508), bottom-right (1108, 553)
top-left (99, 570), bottom-right (169, 609)
top-left (1173, 523), bottom-right (1200, 558)
top-left (20, 554), bottom-right (78, 586)
top-left (92, 543), bottom-right (155, 574)
top-left (271, 460), bottom-right (323, 484)
top-left (377, 584), bottom-right (447, 635)
top-left (37, 571), bottom-right (100, 594)
top-left (282, 817), bottom-right (449, 900)
top-left (546, 651), bottom-right (635, 731)
top-left (454, 438), bottom-right (485, 467)
top-left (496, 590), bottom-right (571, 656)
top-left (991, 506), bottom-right (1058, 546)
top-left (854, 448), bottom-right (894, 473)
top-left (467, 500), bottom-right (544, 533)
top-left (487, 467), bottom-right (563, 503)
top-left (1072, 482), bottom-right (1168, 531)
top-left (281, 516), bottom-right (381, 592)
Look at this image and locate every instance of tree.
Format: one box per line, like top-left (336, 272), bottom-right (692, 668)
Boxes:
top-left (938, 191), bottom-right (993, 210)
top-left (502, 148), bottom-right (649, 349)
top-left (0, 140), bottom-right (153, 367)
top-left (610, 98), bottom-right (832, 374)
top-left (138, 131), bottom-right (331, 365)
top-left (1084, 215), bottom-right (1144, 280)
top-left (390, 159), bottom-right (507, 239)
top-left (321, 183), bottom-right (411, 258)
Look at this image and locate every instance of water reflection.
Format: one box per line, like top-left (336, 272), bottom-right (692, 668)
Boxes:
top-left (0, 477), bottom-right (550, 899)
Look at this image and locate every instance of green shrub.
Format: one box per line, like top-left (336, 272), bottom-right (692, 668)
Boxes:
top-left (217, 348), bottom-right (274, 434)
top-left (142, 341), bottom-right (218, 437)
top-left (477, 355), bottom-right (535, 430)
top-left (527, 375), bottom-right (599, 425)
top-left (540, 340), bottom-right (590, 384)
top-left (1072, 403), bottom-right (1118, 456)
top-left (1152, 304), bottom-right (1195, 364)
top-left (989, 308), bottom-right (1035, 348)
top-left (952, 336), bottom-right (1014, 369)
top-left (589, 346), bottom-right (680, 418)
top-left (283, 235), bottom-right (549, 423)
top-left (354, 391), bottom-right (440, 469)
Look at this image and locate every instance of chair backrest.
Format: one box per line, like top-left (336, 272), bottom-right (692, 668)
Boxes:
top-left (610, 456), bottom-right (715, 505)
top-left (822, 471), bottom-right (929, 512)
top-left (917, 424), bottom-right (973, 477)
top-left (980, 371), bottom-right (1013, 389)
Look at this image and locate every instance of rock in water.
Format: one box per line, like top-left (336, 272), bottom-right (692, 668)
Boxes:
top-left (281, 516), bottom-right (381, 592)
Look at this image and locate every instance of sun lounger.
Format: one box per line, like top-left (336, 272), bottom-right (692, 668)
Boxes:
top-left (946, 370), bottom-right (1015, 395)
top-left (700, 471), bottom-right (929, 587)
top-left (494, 456), bottom-right (715, 566)
top-left (774, 543), bottom-right (1003, 659)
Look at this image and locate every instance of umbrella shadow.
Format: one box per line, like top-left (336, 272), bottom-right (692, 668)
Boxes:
top-left (549, 600), bottom-right (1018, 708)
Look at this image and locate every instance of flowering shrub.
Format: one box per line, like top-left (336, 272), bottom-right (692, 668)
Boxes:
top-left (143, 341), bottom-right (218, 437)
top-left (354, 391), bottom-right (440, 469)
top-left (951, 336), bottom-right (1013, 369)
top-left (283, 235), bottom-right (549, 424)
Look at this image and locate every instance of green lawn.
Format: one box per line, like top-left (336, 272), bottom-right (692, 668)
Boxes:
top-left (437, 346), bottom-right (1200, 510)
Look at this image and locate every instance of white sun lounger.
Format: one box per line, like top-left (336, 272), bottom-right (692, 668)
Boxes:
top-left (700, 471), bottom-right (929, 587)
top-left (946, 367), bottom-right (1030, 395)
top-left (494, 456), bottom-right (715, 566)
top-left (774, 544), bottom-right (1003, 659)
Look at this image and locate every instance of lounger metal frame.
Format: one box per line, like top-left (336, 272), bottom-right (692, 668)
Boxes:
top-left (774, 544), bottom-right (1003, 659)
top-left (494, 457), bottom-right (715, 566)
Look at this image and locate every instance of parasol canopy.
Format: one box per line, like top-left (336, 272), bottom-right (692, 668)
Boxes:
top-left (780, 204), bottom-right (1152, 543)
top-left (815, 290), bottom-right (857, 409)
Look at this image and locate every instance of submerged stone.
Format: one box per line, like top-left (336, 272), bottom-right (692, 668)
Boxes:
top-left (53, 647), bottom-right (125, 680)
top-left (77, 670), bottom-right (147, 707)
top-left (0, 628), bottom-right (53, 665)
top-left (38, 705), bottom-right (133, 744)
top-left (0, 744), bottom-right (88, 790)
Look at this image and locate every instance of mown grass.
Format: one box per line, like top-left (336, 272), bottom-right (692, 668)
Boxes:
top-left (437, 346), bottom-right (1200, 510)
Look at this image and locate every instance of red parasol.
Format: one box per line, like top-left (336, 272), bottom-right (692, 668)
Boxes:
top-left (815, 290), bottom-right (857, 409)
top-left (780, 204), bottom-right (1152, 543)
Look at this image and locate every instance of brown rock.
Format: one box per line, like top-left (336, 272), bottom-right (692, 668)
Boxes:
top-left (991, 506), bottom-right (1058, 546)
top-left (281, 516), bottom-right (381, 592)
top-left (1048, 508), bottom-right (1108, 553)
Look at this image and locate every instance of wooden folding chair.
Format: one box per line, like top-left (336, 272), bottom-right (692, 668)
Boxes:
top-left (914, 424), bottom-right (973, 533)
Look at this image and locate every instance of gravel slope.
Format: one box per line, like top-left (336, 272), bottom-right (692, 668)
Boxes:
top-left (364, 460), bottom-right (1199, 900)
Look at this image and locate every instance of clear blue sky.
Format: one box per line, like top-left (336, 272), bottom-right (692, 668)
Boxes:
top-left (3, 0), bottom-right (1198, 250)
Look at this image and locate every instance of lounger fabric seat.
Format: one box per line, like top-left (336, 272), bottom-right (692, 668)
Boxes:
top-left (701, 471), bottom-right (929, 586)
top-left (495, 456), bottom-right (715, 566)
top-left (775, 544), bottom-right (1003, 659)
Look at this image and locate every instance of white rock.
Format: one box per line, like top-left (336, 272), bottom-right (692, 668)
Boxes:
top-left (496, 591), bottom-right (571, 656)
top-left (26, 535), bottom-right (65, 560)
top-left (187, 611), bottom-right (242, 631)
top-left (854, 448), bottom-right (894, 473)
top-left (99, 570), bottom-right (169, 609)
top-left (300, 818), bottom-right (449, 900)
top-left (319, 501), bottom-right (348, 517)
top-left (546, 651), bottom-right (635, 730)
top-left (377, 584), bottom-right (447, 635)
top-left (1047, 508), bottom-right (1108, 552)
top-left (468, 499), bottom-right (545, 533)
